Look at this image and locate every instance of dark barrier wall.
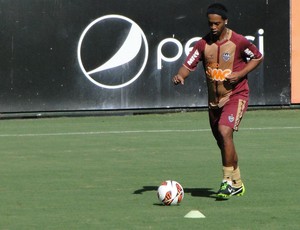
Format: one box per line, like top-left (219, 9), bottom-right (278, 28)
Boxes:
top-left (0, 0), bottom-right (290, 113)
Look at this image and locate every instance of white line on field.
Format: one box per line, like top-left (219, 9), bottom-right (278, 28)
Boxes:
top-left (0, 126), bottom-right (299, 137)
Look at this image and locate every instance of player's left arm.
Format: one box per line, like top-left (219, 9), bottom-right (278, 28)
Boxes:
top-left (226, 41), bottom-right (263, 84)
top-left (228, 58), bottom-right (263, 82)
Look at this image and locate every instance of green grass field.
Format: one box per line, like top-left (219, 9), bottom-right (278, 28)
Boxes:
top-left (0, 109), bottom-right (299, 229)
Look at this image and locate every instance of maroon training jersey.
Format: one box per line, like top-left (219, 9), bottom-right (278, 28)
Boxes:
top-left (183, 29), bottom-right (263, 108)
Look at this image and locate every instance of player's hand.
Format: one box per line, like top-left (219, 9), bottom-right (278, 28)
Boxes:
top-left (226, 72), bottom-right (241, 84)
top-left (172, 74), bottom-right (185, 85)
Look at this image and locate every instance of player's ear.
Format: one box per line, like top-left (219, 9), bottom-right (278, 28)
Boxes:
top-left (225, 20), bottom-right (228, 25)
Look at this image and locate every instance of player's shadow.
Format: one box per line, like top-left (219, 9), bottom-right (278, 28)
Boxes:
top-left (133, 186), bottom-right (216, 199)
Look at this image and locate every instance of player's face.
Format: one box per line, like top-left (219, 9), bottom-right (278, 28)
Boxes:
top-left (207, 14), bottom-right (227, 37)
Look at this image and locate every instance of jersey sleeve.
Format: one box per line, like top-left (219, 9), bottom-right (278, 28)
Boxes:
top-left (240, 36), bottom-right (263, 61)
top-left (183, 39), bottom-right (205, 71)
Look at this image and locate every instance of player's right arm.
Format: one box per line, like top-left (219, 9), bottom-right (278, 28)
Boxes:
top-left (172, 66), bottom-right (190, 85)
top-left (173, 38), bottom-right (205, 85)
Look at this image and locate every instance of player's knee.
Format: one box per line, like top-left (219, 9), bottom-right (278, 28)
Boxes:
top-left (218, 125), bottom-right (233, 140)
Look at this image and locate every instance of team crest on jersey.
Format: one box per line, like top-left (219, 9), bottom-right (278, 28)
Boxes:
top-left (228, 114), bottom-right (235, 123)
top-left (222, 52), bottom-right (230, 62)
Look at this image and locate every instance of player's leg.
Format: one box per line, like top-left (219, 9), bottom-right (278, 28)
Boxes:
top-left (216, 125), bottom-right (245, 198)
top-left (213, 98), bottom-right (248, 198)
top-left (209, 108), bottom-right (236, 197)
top-left (208, 108), bottom-right (222, 149)
top-left (218, 124), bottom-right (237, 168)
top-left (208, 108), bottom-right (238, 168)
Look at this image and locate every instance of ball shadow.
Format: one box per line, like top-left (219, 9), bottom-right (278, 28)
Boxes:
top-left (133, 186), bottom-right (217, 200)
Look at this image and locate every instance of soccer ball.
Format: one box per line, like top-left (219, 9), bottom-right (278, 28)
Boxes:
top-left (157, 180), bottom-right (184, 206)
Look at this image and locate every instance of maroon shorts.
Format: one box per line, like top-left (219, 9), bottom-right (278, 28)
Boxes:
top-left (209, 96), bottom-right (248, 131)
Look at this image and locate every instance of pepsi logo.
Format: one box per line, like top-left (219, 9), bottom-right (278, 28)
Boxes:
top-left (77, 15), bottom-right (149, 89)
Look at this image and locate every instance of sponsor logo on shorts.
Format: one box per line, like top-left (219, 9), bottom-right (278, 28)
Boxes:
top-left (228, 114), bottom-right (235, 123)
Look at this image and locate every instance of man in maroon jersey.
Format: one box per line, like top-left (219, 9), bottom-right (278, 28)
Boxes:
top-left (173, 3), bottom-right (263, 199)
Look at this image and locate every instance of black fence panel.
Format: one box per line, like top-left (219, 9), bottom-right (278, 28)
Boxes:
top-left (0, 0), bottom-right (290, 113)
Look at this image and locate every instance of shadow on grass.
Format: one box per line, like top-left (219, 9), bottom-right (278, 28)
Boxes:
top-left (133, 186), bottom-right (217, 199)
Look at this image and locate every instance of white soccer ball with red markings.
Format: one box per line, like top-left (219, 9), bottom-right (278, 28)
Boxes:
top-left (157, 180), bottom-right (184, 206)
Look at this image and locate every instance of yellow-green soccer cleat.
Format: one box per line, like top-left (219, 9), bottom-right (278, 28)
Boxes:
top-left (216, 181), bottom-right (245, 199)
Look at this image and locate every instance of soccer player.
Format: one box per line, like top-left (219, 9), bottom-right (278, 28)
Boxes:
top-left (172, 3), bottom-right (263, 199)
